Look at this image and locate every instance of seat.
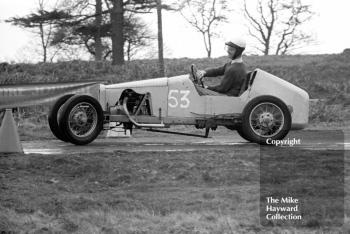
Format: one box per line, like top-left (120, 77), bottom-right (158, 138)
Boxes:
top-left (238, 70), bottom-right (257, 96)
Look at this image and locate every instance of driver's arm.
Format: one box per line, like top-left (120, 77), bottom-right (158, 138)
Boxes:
top-left (207, 73), bottom-right (233, 93)
top-left (207, 66), bottom-right (239, 93)
top-left (204, 64), bottom-right (226, 77)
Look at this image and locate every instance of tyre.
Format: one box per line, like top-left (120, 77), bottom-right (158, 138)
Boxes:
top-left (58, 95), bottom-right (104, 145)
top-left (241, 96), bottom-right (291, 144)
top-left (236, 126), bottom-right (253, 142)
top-left (225, 125), bottom-right (252, 142)
top-left (48, 94), bottom-right (74, 142)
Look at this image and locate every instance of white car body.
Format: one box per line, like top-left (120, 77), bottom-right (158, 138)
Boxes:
top-left (50, 68), bottom-right (309, 145)
top-left (97, 69), bottom-right (309, 130)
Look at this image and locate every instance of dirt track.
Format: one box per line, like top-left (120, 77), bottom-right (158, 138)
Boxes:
top-left (22, 129), bottom-right (349, 155)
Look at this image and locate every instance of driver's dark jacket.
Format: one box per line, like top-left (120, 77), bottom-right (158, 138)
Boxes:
top-left (204, 61), bottom-right (247, 96)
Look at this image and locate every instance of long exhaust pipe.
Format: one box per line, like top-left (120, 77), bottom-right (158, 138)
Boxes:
top-left (122, 97), bottom-right (165, 128)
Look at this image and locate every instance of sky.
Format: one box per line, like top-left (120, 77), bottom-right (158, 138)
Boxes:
top-left (0, 0), bottom-right (350, 62)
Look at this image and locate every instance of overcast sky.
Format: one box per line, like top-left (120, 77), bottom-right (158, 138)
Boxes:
top-left (0, 0), bottom-right (350, 62)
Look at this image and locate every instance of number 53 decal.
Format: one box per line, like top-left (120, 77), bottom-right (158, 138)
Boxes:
top-left (168, 90), bottom-right (190, 108)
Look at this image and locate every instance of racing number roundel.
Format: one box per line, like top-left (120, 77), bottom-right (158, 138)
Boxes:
top-left (168, 90), bottom-right (190, 108)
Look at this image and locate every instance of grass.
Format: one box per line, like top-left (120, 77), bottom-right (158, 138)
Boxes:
top-left (1, 53), bottom-right (350, 100)
top-left (0, 209), bottom-right (253, 234)
top-left (309, 100), bottom-right (350, 123)
top-left (0, 145), bottom-right (348, 233)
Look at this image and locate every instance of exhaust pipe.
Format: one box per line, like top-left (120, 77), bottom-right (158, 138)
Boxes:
top-left (122, 97), bottom-right (165, 128)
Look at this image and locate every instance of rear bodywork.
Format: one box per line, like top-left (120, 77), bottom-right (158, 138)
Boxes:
top-left (97, 69), bottom-right (309, 130)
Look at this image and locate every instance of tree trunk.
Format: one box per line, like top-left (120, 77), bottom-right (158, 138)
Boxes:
top-left (207, 31), bottom-right (212, 58)
top-left (264, 41), bottom-right (269, 55)
top-left (202, 32), bottom-right (211, 58)
top-left (95, 0), bottom-right (103, 61)
top-left (157, 0), bottom-right (165, 76)
top-left (264, 48), bottom-right (268, 55)
top-left (126, 40), bottom-right (131, 61)
top-left (39, 23), bottom-right (47, 63)
top-left (111, 0), bottom-right (124, 65)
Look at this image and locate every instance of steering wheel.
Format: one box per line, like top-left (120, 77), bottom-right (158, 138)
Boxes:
top-left (190, 64), bottom-right (205, 88)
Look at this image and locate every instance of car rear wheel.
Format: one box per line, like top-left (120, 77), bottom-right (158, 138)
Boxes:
top-left (225, 125), bottom-right (252, 142)
top-left (241, 96), bottom-right (291, 144)
top-left (59, 95), bottom-right (103, 145)
top-left (48, 94), bottom-right (74, 142)
top-left (236, 126), bottom-right (253, 142)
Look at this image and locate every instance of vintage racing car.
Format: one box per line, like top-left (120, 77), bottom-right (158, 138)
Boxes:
top-left (48, 65), bottom-right (309, 145)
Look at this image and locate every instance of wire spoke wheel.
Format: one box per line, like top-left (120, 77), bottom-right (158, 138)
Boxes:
top-left (59, 95), bottom-right (103, 145)
top-left (68, 102), bottom-right (98, 138)
top-left (249, 102), bottom-right (285, 138)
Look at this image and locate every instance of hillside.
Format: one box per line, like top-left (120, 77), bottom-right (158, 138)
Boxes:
top-left (1, 53), bottom-right (349, 100)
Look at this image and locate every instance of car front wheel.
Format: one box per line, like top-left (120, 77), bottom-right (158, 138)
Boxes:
top-left (59, 95), bottom-right (103, 145)
top-left (48, 94), bottom-right (74, 142)
top-left (241, 96), bottom-right (291, 144)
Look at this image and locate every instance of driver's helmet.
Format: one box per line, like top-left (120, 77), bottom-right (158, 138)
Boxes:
top-left (225, 36), bottom-right (246, 59)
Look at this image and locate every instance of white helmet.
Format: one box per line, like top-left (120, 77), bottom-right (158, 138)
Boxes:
top-left (225, 36), bottom-right (246, 49)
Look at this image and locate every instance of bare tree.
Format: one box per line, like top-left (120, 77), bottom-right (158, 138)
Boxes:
top-left (244, 0), bottom-right (313, 55)
top-left (38, 0), bottom-right (52, 62)
top-left (178, 0), bottom-right (229, 58)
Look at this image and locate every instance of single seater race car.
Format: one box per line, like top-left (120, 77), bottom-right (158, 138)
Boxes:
top-left (48, 65), bottom-right (309, 145)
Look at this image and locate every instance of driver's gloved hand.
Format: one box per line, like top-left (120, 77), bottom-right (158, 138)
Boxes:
top-left (196, 70), bottom-right (206, 79)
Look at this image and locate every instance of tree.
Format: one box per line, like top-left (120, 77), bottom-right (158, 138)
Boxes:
top-left (50, 0), bottom-right (154, 62)
top-left (243, 0), bottom-right (313, 55)
top-left (109, 0), bottom-right (157, 64)
top-left (156, 0), bottom-right (165, 76)
top-left (110, 0), bottom-right (124, 64)
top-left (95, 0), bottom-right (103, 60)
top-left (8, 0), bottom-right (167, 64)
top-left (6, 0), bottom-right (69, 62)
top-left (124, 15), bottom-right (153, 61)
top-left (109, 0), bottom-right (176, 65)
top-left (178, 0), bottom-right (229, 58)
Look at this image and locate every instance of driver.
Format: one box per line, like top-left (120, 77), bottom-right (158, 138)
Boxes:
top-left (196, 37), bottom-right (247, 96)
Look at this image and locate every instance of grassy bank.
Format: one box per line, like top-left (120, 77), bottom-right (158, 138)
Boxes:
top-left (0, 147), bottom-right (347, 233)
top-left (1, 53), bottom-right (350, 100)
